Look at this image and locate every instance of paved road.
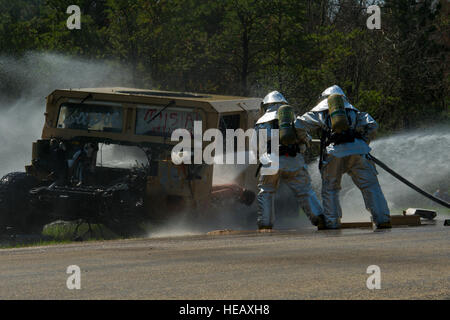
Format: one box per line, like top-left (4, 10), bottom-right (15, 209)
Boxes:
top-left (0, 222), bottom-right (448, 299)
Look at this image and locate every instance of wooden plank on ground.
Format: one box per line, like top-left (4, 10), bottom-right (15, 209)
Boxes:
top-left (340, 222), bottom-right (373, 229)
top-left (390, 215), bottom-right (421, 226)
top-left (206, 229), bottom-right (296, 235)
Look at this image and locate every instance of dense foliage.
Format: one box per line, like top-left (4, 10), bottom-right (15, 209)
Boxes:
top-left (0, 0), bottom-right (448, 132)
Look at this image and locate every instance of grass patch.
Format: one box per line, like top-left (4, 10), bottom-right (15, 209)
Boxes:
top-left (0, 221), bottom-right (122, 249)
top-left (42, 221), bottom-right (120, 241)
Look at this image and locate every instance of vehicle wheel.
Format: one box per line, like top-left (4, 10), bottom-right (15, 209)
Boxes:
top-left (101, 191), bottom-right (146, 238)
top-left (0, 172), bottom-right (43, 233)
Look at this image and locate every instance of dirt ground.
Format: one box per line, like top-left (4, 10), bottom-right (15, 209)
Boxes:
top-left (0, 221), bottom-right (448, 299)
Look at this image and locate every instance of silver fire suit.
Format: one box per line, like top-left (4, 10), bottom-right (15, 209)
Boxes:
top-left (296, 90), bottom-right (390, 228)
top-left (255, 113), bottom-right (323, 229)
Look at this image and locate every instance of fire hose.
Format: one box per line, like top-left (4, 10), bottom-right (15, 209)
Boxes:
top-left (367, 153), bottom-right (450, 209)
top-left (310, 138), bottom-right (449, 208)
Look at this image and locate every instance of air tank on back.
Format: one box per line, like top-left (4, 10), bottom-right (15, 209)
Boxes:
top-left (327, 94), bottom-right (349, 133)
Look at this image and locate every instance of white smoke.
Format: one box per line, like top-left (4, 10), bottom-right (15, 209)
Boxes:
top-left (212, 150), bottom-right (257, 187)
top-left (146, 211), bottom-right (205, 238)
top-left (0, 52), bottom-right (133, 177)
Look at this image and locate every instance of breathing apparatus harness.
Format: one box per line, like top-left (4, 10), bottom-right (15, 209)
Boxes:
top-left (270, 121), bottom-right (301, 157)
top-left (254, 104), bottom-right (301, 177)
top-left (318, 95), bottom-right (363, 170)
top-left (259, 104), bottom-right (302, 157)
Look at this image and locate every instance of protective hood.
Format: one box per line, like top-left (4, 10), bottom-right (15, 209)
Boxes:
top-left (311, 97), bottom-right (358, 112)
top-left (256, 104), bottom-right (281, 124)
top-left (311, 85), bottom-right (358, 112)
top-left (321, 85), bottom-right (346, 97)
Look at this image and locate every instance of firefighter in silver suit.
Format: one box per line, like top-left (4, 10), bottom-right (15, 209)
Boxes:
top-left (254, 91), bottom-right (324, 231)
top-left (296, 85), bottom-right (391, 230)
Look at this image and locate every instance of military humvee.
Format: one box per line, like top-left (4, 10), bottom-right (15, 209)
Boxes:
top-left (0, 88), bottom-right (261, 236)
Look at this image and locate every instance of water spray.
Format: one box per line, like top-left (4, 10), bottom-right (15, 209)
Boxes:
top-left (367, 153), bottom-right (450, 208)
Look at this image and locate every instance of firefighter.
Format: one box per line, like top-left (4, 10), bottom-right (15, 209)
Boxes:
top-left (296, 85), bottom-right (391, 229)
top-left (254, 91), bottom-right (324, 231)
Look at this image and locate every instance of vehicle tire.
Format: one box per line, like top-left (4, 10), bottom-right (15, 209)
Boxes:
top-left (101, 190), bottom-right (146, 238)
top-left (0, 172), bottom-right (43, 233)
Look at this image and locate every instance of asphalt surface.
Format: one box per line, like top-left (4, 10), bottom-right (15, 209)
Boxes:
top-left (0, 222), bottom-right (449, 299)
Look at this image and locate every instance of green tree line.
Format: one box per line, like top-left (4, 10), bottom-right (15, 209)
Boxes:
top-left (0, 0), bottom-right (448, 132)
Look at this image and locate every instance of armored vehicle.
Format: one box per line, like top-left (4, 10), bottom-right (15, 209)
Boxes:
top-left (0, 88), bottom-right (261, 236)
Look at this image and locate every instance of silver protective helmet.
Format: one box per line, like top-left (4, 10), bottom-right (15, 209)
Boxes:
top-left (257, 91), bottom-right (289, 124)
top-left (262, 91), bottom-right (288, 106)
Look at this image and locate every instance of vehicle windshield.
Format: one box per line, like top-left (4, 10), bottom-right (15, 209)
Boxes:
top-left (57, 102), bottom-right (123, 133)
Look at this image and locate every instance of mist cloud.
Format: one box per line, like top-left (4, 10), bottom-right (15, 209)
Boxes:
top-left (308, 127), bottom-right (450, 221)
top-left (0, 52), bottom-right (133, 177)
